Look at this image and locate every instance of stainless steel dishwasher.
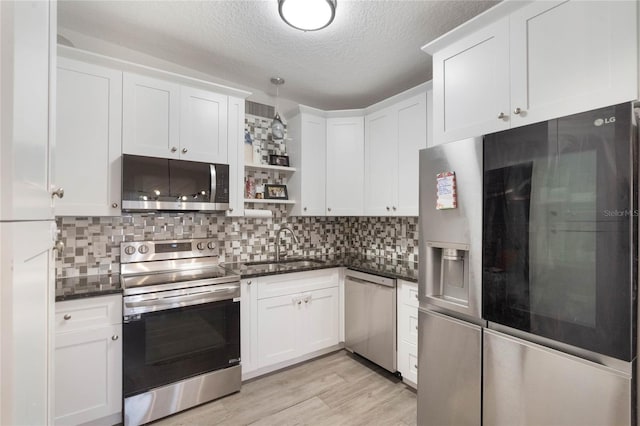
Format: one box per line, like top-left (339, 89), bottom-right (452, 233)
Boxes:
top-left (344, 269), bottom-right (397, 373)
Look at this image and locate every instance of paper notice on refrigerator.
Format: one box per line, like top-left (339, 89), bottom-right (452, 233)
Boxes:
top-left (436, 171), bottom-right (457, 210)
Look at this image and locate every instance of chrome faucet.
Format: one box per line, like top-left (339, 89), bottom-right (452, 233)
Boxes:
top-left (275, 226), bottom-right (299, 262)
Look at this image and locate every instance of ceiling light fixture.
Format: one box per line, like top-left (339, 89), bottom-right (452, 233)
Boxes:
top-left (278, 0), bottom-right (337, 32)
top-left (270, 77), bottom-right (285, 140)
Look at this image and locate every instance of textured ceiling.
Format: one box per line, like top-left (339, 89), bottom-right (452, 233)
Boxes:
top-left (58, 0), bottom-right (499, 110)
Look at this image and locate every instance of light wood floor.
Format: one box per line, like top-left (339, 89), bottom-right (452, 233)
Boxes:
top-left (152, 350), bottom-right (417, 426)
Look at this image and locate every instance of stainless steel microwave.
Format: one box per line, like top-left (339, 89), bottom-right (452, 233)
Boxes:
top-left (122, 154), bottom-right (229, 212)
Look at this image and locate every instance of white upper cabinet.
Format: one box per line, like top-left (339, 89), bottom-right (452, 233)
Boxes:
top-left (56, 58), bottom-right (122, 217)
top-left (365, 107), bottom-right (397, 216)
top-left (0, 0), bottom-right (55, 221)
top-left (123, 73), bottom-right (230, 163)
top-left (395, 93), bottom-right (427, 216)
top-left (509, 0), bottom-right (638, 126)
top-left (326, 116), bottom-right (365, 216)
top-left (180, 86), bottom-right (228, 163)
top-left (122, 73), bottom-right (181, 159)
top-left (365, 91), bottom-right (427, 216)
top-left (289, 109), bottom-right (327, 216)
top-left (427, 0), bottom-right (638, 144)
top-left (431, 18), bottom-right (510, 144)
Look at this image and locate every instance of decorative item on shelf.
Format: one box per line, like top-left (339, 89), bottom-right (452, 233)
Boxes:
top-left (264, 184), bottom-right (289, 200)
top-left (244, 131), bottom-right (254, 164)
top-left (270, 77), bottom-right (285, 140)
top-left (252, 138), bottom-right (262, 165)
top-left (245, 177), bottom-right (256, 199)
top-left (255, 184), bottom-right (265, 199)
top-left (269, 154), bottom-right (290, 167)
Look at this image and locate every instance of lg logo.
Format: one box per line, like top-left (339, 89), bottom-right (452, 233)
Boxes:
top-left (594, 117), bottom-right (616, 126)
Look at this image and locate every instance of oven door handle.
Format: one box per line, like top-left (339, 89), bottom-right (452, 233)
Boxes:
top-left (124, 284), bottom-right (239, 315)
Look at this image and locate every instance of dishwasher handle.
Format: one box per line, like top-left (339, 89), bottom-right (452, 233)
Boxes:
top-left (345, 269), bottom-right (396, 288)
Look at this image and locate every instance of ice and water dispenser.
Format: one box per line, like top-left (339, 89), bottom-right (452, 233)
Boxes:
top-left (425, 242), bottom-right (471, 306)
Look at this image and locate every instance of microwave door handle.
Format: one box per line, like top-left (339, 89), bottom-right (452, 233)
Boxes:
top-left (210, 164), bottom-right (217, 202)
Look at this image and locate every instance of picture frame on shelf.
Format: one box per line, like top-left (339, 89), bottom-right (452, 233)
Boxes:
top-left (264, 184), bottom-right (289, 200)
top-left (269, 154), bottom-right (290, 167)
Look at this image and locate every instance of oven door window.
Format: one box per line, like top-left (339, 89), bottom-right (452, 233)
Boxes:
top-left (123, 299), bottom-right (240, 397)
top-left (483, 103), bottom-right (635, 361)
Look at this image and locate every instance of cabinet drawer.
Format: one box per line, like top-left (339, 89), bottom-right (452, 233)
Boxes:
top-left (56, 294), bottom-right (122, 332)
top-left (398, 340), bottom-right (418, 387)
top-left (399, 279), bottom-right (419, 308)
top-left (257, 268), bottom-right (340, 300)
top-left (398, 304), bottom-right (419, 346)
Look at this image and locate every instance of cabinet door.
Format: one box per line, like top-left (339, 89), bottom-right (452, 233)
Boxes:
top-left (257, 294), bottom-right (300, 368)
top-left (510, 0), bottom-right (638, 127)
top-left (289, 112), bottom-right (327, 216)
top-left (226, 96), bottom-right (245, 217)
top-left (433, 18), bottom-right (510, 144)
top-left (180, 86), bottom-right (228, 163)
top-left (0, 221), bottom-right (55, 426)
top-left (0, 1), bottom-right (54, 221)
top-left (364, 107), bottom-right (397, 216)
top-left (300, 287), bottom-right (340, 354)
top-left (240, 278), bottom-right (258, 378)
top-left (122, 73), bottom-right (180, 159)
top-left (326, 116), bottom-right (364, 216)
top-left (56, 59), bottom-right (122, 216)
top-left (396, 93), bottom-right (427, 216)
top-left (55, 324), bottom-right (122, 426)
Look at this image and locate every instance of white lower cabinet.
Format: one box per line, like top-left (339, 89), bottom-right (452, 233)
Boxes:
top-left (397, 280), bottom-right (419, 387)
top-left (55, 295), bottom-right (122, 426)
top-left (243, 269), bottom-right (341, 377)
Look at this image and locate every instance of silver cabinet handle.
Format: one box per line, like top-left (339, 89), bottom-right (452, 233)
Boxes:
top-left (54, 241), bottom-right (65, 252)
top-left (229, 207), bottom-right (234, 212)
top-left (63, 314), bottom-right (71, 320)
top-left (112, 335), bottom-right (119, 341)
top-left (414, 294), bottom-right (419, 300)
top-left (171, 147), bottom-right (177, 153)
top-left (498, 112), bottom-right (506, 119)
top-left (327, 208), bottom-right (332, 212)
top-left (112, 202), bottom-right (118, 208)
top-left (182, 148), bottom-right (188, 154)
top-left (51, 188), bottom-right (64, 199)
top-left (386, 206), bottom-right (390, 211)
top-left (415, 325), bottom-right (418, 331)
top-left (513, 107), bottom-right (523, 115)
top-left (304, 207), bottom-right (307, 212)
top-left (297, 300), bottom-right (302, 305)
top-left (414, 364), bottom-right (418, 369)
top-left (247, 280), bottom-right (252, 285)
top-left (392, 206), bottom-right (397, 211)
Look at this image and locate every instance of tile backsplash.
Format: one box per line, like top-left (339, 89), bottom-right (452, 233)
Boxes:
top-left (55, 214), bottom-right (419, 278)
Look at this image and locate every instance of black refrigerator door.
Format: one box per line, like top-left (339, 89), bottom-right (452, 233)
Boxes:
top-left (483, 103), bottom-right (637, 361)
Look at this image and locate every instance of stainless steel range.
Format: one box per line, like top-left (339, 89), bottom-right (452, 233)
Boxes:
top-left (120, 238), bottom-right (241, 426)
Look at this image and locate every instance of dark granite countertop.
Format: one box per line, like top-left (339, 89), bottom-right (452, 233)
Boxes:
top-left (56, 254), bottom-right (417, 302)
top-left (225, 253), bottom-right (418, 283)
top-left (55, 274), bottom-right (122, 302)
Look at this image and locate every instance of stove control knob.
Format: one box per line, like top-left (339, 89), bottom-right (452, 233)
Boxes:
top-left (138, 245), bottom-right (149, 254)
top-left (124, 246), bottom-right (136, 256)
top-left (207, 241), bottom-right (216, 250)
top-left (197, 242), bottom-right (205, 250)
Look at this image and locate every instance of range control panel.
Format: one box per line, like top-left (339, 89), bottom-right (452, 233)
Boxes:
top-left (120, 238), bottom-right (218, 263)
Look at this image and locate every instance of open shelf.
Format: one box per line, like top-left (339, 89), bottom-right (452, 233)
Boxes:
top-left (245, 163), bottom-right (297, 173)
top-left (244, 198), bottom-right (296, 205)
